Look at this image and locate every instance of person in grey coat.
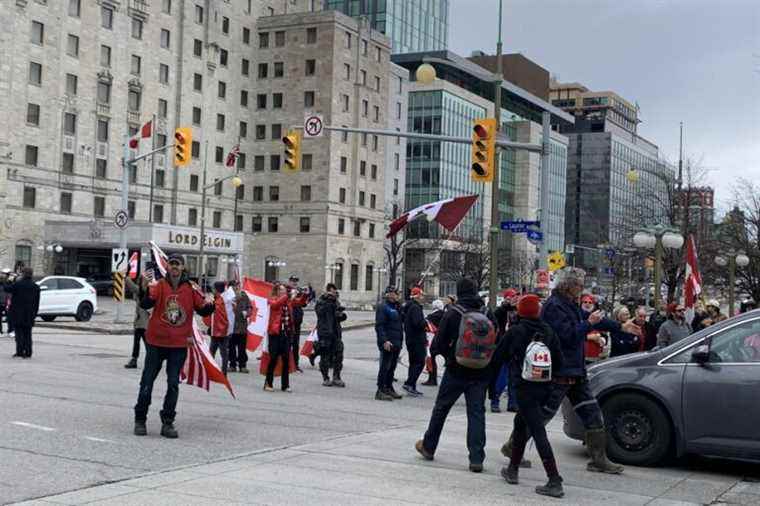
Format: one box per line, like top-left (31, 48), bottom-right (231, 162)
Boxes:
top-left (125, 274), bottom-right (151, 368)
top-left (656, 303), bottom-right (692, 348)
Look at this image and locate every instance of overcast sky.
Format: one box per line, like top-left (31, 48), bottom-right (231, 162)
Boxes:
top-left (449, 0), bottom-right (760, 212)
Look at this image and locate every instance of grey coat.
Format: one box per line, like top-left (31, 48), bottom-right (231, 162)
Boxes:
top-left (125, 277), bottom-right (150, 330)
top-left (656, 318), bottom-right (692, 348)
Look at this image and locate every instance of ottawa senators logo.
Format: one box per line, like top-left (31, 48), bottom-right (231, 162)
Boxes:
top-left (162, 295), bottom-right (187, 327)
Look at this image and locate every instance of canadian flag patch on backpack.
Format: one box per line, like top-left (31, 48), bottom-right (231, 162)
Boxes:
top-left (522, 337), bottom-right (552, 382)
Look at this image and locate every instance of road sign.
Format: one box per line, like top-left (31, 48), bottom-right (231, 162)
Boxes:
top-left (526, 229), bottom-right (543, 241)
top-left (304, 113), bottom-right (323, 138)
top-left (548, 251), bottom-right (566, 272)
top-left (605, 248), bottom-right (616, 259)
top-left (112, 272), bottom-right (125, 302)
top-left (565, 244), bottom-right (575, 254)
top-left (500, 220), bottom-right (540, 232)
top-left (112, 248), bottom-right (128, 273)
top-left (114, 210), bottom-right (129, 229)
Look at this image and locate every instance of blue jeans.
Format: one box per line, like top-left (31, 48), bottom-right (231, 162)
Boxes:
top-left (134, 343), bottom-right (187, 423)
top-left (423, 370), bottom-right (488, 465)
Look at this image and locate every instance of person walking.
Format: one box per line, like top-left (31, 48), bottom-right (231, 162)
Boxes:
top-left (490, 289), bottom-right (520, 413)
top-left (207, 281), bottom-right (231, 376)
top-left (315, 283), bottom-right (347, 387)
top-left (228, 281), bottom-right (252, 374)
top-left (421, 296), bottom-right (455, 387)
top-left (499, 294), bottom-right (565, 498)
top-left (402, 287), bottom-right (427, 397)
top-left (657, 303), bottom-right (692, 347)
top-left (375, 286), bottom-right (404, 401)
top-left (264, 284), bottom-right (293, 392)
top-left (124, 274), bottom-right (151, 369)
top-left (415, 278), bottom-right (497, 473)
top-left (581, 294), bottom-right (609, 363)
top-left (5, 267), bottom-right (40, 359)
top-left (0, 269), bottom-right (10, 336)
top-left (134, 254), bottom-right (214, 438)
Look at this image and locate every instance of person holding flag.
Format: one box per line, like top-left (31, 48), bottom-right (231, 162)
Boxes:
top-left (263, 283), bottom-right (294, 392)
top-left (134, 253), bottom-right (214, 439)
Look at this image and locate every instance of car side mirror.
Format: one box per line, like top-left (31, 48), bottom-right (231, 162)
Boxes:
top-left (691, 344), bottom-right (710, 364)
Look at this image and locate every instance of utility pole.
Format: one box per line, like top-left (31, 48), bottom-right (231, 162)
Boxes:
top-left (148, 113), bottom-right (156, 222)
top-left (538, 111), bottom-right (551, 271)
top-left (198, 140), bottom-right (210, 291)
top-left (116, 137), bottom-right (132, 323)
top-left (487, 0), bottom-right (503, 311)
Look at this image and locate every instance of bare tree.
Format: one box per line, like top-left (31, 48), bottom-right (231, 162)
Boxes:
top-left (383, 202), bottom-right (417, 288)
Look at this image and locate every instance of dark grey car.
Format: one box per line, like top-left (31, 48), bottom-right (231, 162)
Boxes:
top-left (563, 309), bottom-right (760, 466)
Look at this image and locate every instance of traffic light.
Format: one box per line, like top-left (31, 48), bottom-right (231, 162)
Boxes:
top-left (173, 127), bottom-right (192, 167)
top-left (471, 118), bottom-right (496, 182)
top-left (282, 129), bottom-right (301, 172)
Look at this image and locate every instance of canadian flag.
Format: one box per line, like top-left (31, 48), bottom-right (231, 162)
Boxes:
top-left (225, 145), bottom-right (240, 168)
top-left (300, 327), bottom-right (318, 357)
top-left (128, 120), bottom-right (153, 150)
top-left (424, 321), bottom-right (438, 374)
top-left (386, 195), bottom-right (479, 238)
top-left (242, 278), bottom-right (272, 352)
top-left (127, 251), bottom-right (139, 279)
top-left (683, 235), bottom-right (702, 323)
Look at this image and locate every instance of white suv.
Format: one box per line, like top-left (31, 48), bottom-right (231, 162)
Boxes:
top-left (37, 276), bottom-right (98, 322)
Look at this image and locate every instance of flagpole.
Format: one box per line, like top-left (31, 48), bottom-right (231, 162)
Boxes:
top-left (148, 114), bottom-right (156, 223)
top-left (417, 227), bottom-right (458, 287)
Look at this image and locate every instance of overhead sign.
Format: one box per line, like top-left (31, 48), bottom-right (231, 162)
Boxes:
top-left (303, 113), bottom-right (323, 138)
top-left (565, 244), bottom-right (575, 255)
top-left (526, 229), bottom-right (543, 242)
top-left (112, 248), bottom-right (128, 273)
top-left (605, 248), bottom-right (616, 260)
top-left (114, 210), bottom-right (129, 229)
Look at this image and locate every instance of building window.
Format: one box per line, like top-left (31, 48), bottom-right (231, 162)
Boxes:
top-left (393, 178), bottom-right (399, 196)
top-left (371, 164), bottom-right (377, 179)
top-left (129, 165), bottom-right (137, 183)
top-left (345, 31), bottom-right (351, 49)
top-left (99, 45), bottom-right (111, 67)
top-left (131, 18), bottom-right (143, 40)
top-left (361, 39), bottom-right (368, 56)
top-left (26, 103), bottom-right (40, 126)
top-left (94, 196), bottom-right (106, 217)
top-left (128, 89), bottom-right (141, 112)
top-left (374, 76), bottom-right (381, 92)
top-left (259, 32), bottom-right (269, 48)
top-left (155, 169), bottom-right (165, 187)
top-left (29, 62), bottom-right (42, 86)
top-left (242, 58), bottom-right (250, 76)
top-left (362, 99), bottom-right (368, 117)
top-left (101, 6), bottom-right (113, 29)
top-left (252, 216), bottom-right (262, 232)
top-left (212, 211), bottom-right (222, 228)
top-left (191, 141), bottom-right (200, 159)
top-left (216, 114), bottom-right (225, 131)
top-left (271, 124), bottom-right (282, 140)
top-left (305, 59), bottom-right (316, 76)
top-left (235, 215), bottom-right (243, 232)
top-left (370, 194), bottom-right (376, 209)
top-left (300, 185), bottom-right (311, 201)
top-left (152, 205), bottom-right (164, 223)
top-left (365, 265), bottom-right (374, 290)
top-left (96, 159), bottom-right (107, 178)
top-left (25, 145), bottom-right (38, 166)
top-left (302, 153), bottom-right (312, 171)
top-left (334, 263), bottom-right (344, 289)
top-left (222, 16), bottom-right (229, 35)
top-left (270, 154), bottom-right (280, 171)
top-left (353, 220), bottom-right (361, 237)
top-left (340, 157), bottom-right (347, 173)
top-left (256, 124), bottom-right (266, 140)
top-left (162, 0), bottom-right (172, 13)
top-left (69, 0), bottom-right (81, 17)
top-left (190, 174), bottom-right (199, 192)
top-left (194, 4), bottom-right (203, 23)
top-left (23, 187), bottom-right (36, 208)
top-left (272, 93), bottom-right (283, 108)
top-left (394, 153), bottom-right (399, 170)
top-left (376, 46), bottom-right (381, 62)
top-left (274, 62), bottom-right (284, 78)
top-left (257, 94), bottom-right (267, 109)
top-left (239, 121), bottom-right (247, 138)
top-left (130, 54), bottom-right (141, 75)
top-left (361, 133), bottom-right (367, 146)
top-left (193, 73), bottom-right (202, 91)
top-left (98, 81), bottom-right (111, 104)
top-left (268, 217), bottom-right (278, 233)
top-left (269, 186), bottom-right (279, 201)
top-left (275, 30), bottom-right (285, 46)
top-left (373, 106), bottom-right (380, 122)
top-left (306, 27), bottom-right (317, 44)
top-left (192, 107), bottom-right (201, 125)
top-left (254, 156), bottom-right (265, 172)
top-left (193, 39), bottom-right (202, 57)
top-left (241, 90), bottom-right (249, 107)
top-left (243, 27), bottom-right (251, 44)
top-left (188, 208), bottom-right (198, 226)
top-left (369, 223), bottom-right (375, 238)
top-left (360, 161), bottom-right (366, 176)
top-left (237, 153), bottom-right (246, 170)
top-left (31, 21), bottom-right (44, 45)
top-left (342, 94), bottom-right (349, 112)
top-left (350, 263), bottom-right (359, 290)
top-left (215, 146), bottom-right (224, 163)
top-left (253, 186), bottom-right (263, 201)
top-left (219, 48), bottom-right (228, 66)
top-left (358, 191), bottom-right (365, 206)
top-left (128, 201), bottom-right (136, 219)
top-left (159, 64), bottom-right (169, 84)
top-left (300, 217), bottom-right (310, 233)
top-left (339, 187), bottom-right (346, 204)
top-left (218, 81), bottom-right (227, 99)
top-left (158, 99), bottom-right (168, 118)
top-left (258, 63), bottom-right (268, 79)
top-left (344, 63), bottom-right (351, 80)
top-left (62, 153), bottom-right (74, 173)
top-left (338, 218), bottom-right (345, 235)
top-left (66, 74), bottom-right (77, 95)
top-left (160, 29), bottom-right (171, 49)
top-left (60, 192), bottom-right (73, 214)
top-left (360, 69), bottom-right (367, 86)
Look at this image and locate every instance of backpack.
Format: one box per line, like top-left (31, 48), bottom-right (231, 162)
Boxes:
top-left (451, 304), bottom-right (497, 369)
top-left (522, 335), bottom-right (552, 382)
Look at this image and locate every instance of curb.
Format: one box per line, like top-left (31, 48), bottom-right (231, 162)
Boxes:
top-left (36, 321), bottom-right (376, 336)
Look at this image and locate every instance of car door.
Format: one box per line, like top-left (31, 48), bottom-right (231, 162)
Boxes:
top-left (681, 316), bottom-right (760, 460)
top-left (57, 278), bottom-right (85, 314)
top-left (38, 278), bottom-right (64, 313)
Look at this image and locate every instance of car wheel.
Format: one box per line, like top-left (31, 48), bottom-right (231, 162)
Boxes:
top-left (40, 315), bottom-right (56, 322)
top-left (602, 393), bottom-right (671, 467)
top-left (75, 302), bottom-right (93, 322)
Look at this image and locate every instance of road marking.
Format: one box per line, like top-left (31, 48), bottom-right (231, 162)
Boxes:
top-left (10, 421), bottom-right (56, 432)
top-left (84, 436), bottom-right (116, 443)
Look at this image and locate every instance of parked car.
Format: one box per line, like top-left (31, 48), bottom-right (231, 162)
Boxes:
top-left (563, 309), bottom-right (760, 466)
top-left (37, 276), bottom-right (98, 322)
top-left (85, 273), bottom-right (113, 295)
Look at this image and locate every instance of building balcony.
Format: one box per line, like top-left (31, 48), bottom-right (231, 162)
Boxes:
top-left (128, 0), bottom-right (149, 20)
top-left (127, 110), bottom-right (141, 125)
top-left (96, 102), bottom-right (111, 116)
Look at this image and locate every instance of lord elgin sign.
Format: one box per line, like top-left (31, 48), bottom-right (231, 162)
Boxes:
top-left (154, 225), bottom-right (243, 254)
top-left (167, 231), bottom-right (232, 249)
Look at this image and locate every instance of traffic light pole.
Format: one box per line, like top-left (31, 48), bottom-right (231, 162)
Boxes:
top-left (488, 0), bottom-right (504, 311)
top-left (538, 111), bottom-right (551, 271)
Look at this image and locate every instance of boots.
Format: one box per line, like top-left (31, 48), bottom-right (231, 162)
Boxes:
top-left (375, 389), bottom-right (393, 401)
top-left (585, 428), bottom-right (624, 474)
top-left (385, 387), bottom-right (403, 399)
top-left (124, 358), bottom-right (137, 369)
top-left (133, 420), bottom-right (147, 436)
top-left (535, 476), bottom-right (564, 498)
top-left (500, 434), bottom-right (532, 468)
top-left (331, 374), bottom-right (345, 388)
top-left (322, 377), bottom-right (333, 387)
top-left (161, 422), bottom-right (179, 439)
top-left (501, 465), bottom-right (519, 484)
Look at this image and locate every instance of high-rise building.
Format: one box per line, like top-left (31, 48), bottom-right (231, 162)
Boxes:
top-left (675, 186), bottom-right (715, 245)
top-left (324, 0), bottom-right (449, 54)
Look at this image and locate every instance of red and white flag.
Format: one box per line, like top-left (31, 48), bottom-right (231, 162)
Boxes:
top-left (300, 326), bottom-right (318, 357)
top-left (259, 331), bottom-right (297, 377)
top-left (424, 321), bottom-right (438, 374)
top-left (225, 145), bottom-right (240, 168)
top-left (128, 120), bottom-right (153, 150)
top-left (386, 195), bottom-right (479, 238)
top-left (127, 251), bottom-right (139, 279)
top-left (149, 241), bottom-right (169, 276)
top-left (242, 278), bottom-right (272, 352)
top-left (684, 235), bottom-right (702, 322)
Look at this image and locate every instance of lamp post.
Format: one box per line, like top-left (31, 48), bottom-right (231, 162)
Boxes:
top-left (376, 266), bottom-right (388, 303)
top-left (266, 259), bottom-right (286, 283)
top-left (324, 264), bottom-right (338, 284)
top-left (714, 251), bottom-right (750, 317)
top-left (633, 225), bottom-right (684, 310)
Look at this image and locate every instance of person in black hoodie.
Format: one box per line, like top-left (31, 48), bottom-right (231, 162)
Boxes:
top-left (375, 286), bottom-right (404, 401)
top-left (415, 278), bottom-right (495, 473)
top-left (497, 294), bottom-right (565, 499)
top-left (402, 286), bottom-right (427, 397)
top-left (315, 283), bottom-right (347, 387)
top-left (5, 268), bottom-right (40, 358)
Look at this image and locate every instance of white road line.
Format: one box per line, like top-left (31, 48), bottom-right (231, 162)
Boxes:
top-left (84, 436), bottom-right (116, 443)
top-left (10, 421), bottom-right (57, 432)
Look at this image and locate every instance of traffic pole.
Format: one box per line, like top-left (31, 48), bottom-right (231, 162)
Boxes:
top-left (116, 137), bottom-right (131, 323)
top-left (538, 111), bottom-right (551, 271)
top-left (487, 0), bottom-right (504, 311)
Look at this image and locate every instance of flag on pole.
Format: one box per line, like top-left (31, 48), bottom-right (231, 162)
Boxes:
top-left (225, 144), bottom-right (241, 168)
top-left (242, 278), bottom-right (272, 352)
top-left (386, 195), bottom-right (479, 238)
top-left (149, 241), bottom-right (169, 276)
top-left (684, 234), bottom-right (702, 323)
top-left (127, 251), bottom-right (139, 279)
top-left (300, 327), bottom-right (318, 357)
top-left (128, 120), bottom-right (153, 149)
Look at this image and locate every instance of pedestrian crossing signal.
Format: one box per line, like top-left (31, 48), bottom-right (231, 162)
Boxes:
top-left (174, 127), bottom-right (192, 167)
top-left (282, 130), bottom-right (301, 172)
top-left (471, 118), bottom-right (496, 183)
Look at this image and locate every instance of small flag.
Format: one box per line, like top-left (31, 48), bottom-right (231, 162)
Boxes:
top-left (386, 195), bottom-right (479, 238)
top-left (127, 251), bottom-right (139, 279)
top-left (225, 145), bottom-right (240, 168)
top-left (128, 120), bottom-right (153, 149)
top-left (242, 278), bottom-right (273, 352)
top-left (684, 235), bottom-right (703, 324)
top-left (424, 321), bottom-right (437, 374)
top-left (300, 327), bottom-right (318, 357)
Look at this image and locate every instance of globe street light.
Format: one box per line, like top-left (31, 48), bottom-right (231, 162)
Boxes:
top-left (415, 63), bottom-right (436, 85)
top-left (715, 251), bottom-right (750, 317)
top-left (632, 225), bottom-right (683, 310)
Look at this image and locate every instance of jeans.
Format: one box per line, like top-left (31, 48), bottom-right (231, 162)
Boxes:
top-left (131, 329), bottom-right (145, 359)
top-left (134, 344), bottom-right (188, 423)
top-left (228, 333), bottom-right (248, 369)
top-left (15, 325), bottom-right (32, 357)
top-left (543, 379), bottom-right (604, 430)
top-left (422, 370), bottom-right (488, 465)
top-left (319, 338), bottom-right (344, 379)
top-left (511, 383), bottom-right (559, 479)
top-left (377, 346), bottom-right (400, 390)
top-left (209, 336), bottom-right (230, 376)
top-left (405, 339), bottom-right (426, 388)
top-left (265, 334), bottom-right (290, 390)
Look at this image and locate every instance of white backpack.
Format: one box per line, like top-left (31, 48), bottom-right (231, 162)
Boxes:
top-left (522, 337), bottom-right (552, 382)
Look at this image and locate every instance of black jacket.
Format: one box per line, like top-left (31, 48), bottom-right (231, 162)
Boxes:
top-left (430, 295), bottom-right (495, 381)
top-left (315, 293), bottom-right (346, 342)
top-left (427, 309), bottom-right (445, 328)
top-left (375, 300), bottom-right (404, 349)
top-left (5, 277), bottom-right (41, 327)
top-left (403, 300), bottom-right (426, 345)
top-left (494, 317), bottom-right (564, 387)
top-left (494, 303), bottom-right (517, 335)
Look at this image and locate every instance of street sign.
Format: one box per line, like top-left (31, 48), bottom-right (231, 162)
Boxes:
top-left (114, 210), bottom-right (129, 229)
top-left (548, 251), bottom-right (566, 272)
top-left (526, 229), bottom-right (543, 241)
top-left (565, 244), bottom-right (575, 255)
top-left (112, 248), bottom-right (128, 273)
top-left (605, 248), bottom-right (616, 260)
top-left (500, 220), bottom-right (540, 232)
top-left (303, 113), bottom-right (323, 138)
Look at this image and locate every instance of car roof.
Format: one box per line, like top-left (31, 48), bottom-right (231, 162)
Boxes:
top-left (40, 276), bottom-right (88, 282)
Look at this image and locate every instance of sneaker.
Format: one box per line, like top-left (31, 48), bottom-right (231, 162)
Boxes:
top-left (386, 387), bottom-right (403, 399)
top-left (133, 421), bottom-right (147, 436)
top-left (296, 367), bottom-right (304, 373)
top-left (263, 384), bottom-right (274, 392)
top-left (331, 378), bottom-right (346, 388)
top-left (491, 403), bottom-right (502, 413)
top-left (415, 439), bottom-right (434, 461)
top-left (229, 366), bottom-right (238, 373)
top-left (469, 463), bottom-right (484, 473)
top-left (535, 477), bottom-right (564, 498)
top-left (375, 389), bottom-right (394, 401)
top-left (501, 466), bottom-right (519, 484)
top-left (282, 387), bottom-right (292, 393)
top-left (421, 378), bottom-right (437, 387)
top-left (322, 379), bottom-right (333, 387)
top-left (160, 422), bottom-right (178, 439)
top-left (402, 384), bottom-right (416, 396)
top-left (124, 358), bottom-right (137, 369)
top-left (238, 367), bottom-right (250, 374)
top-left (11, 354), bottom-right (21, 358)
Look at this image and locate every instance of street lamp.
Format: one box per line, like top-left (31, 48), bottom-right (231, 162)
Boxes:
top-left (715, 251), bottom-right (750, 317)
top-left (633, 225), bottom-right (683, 310)
top-left (415, 63), bottom-right (436, 85)
top-left (376, 266), bottom-right (388, 303)
top-left (324, 263), bottom-right (339, 284)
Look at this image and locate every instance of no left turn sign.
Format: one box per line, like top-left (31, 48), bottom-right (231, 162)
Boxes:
top-left (304, 114), bottom-right (323, 138)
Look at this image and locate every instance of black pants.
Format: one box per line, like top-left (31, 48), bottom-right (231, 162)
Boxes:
top-left (131, 328), bottom-right (145, 359)
top-left (427, 351), bottom-right (439, 380)
top-left (291, 323), bottom-right (302, 370)
top-left (15, 325), bottom-right (32, 357)
top-left (0, 305), bottom-right (4, 334)
top-left (6, 309), bottom-right (14, 334)
top-left (405, 339), bottom-right (426, 388)
top-left (319, 338), bottom-right (344, 379)
top-left (228, 333), bottom-right (248, 369)
top-left (377, 346), bottom-right (400, 390)
top-left (265, 334), bottom-right (290, 390)
top-left (422, 370), bottom-right (488, 465)
top-left (543, 379), bottom-right (604, 430)
top-left (134, 344), bottom-right (188, 423)
top-left (209, 336), bottom-right (230, 376)
top-left (511, 383), bottom-right (560, 479)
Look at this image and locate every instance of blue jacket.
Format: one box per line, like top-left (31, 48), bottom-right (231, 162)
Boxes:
top-left (541, 291), bottom-right (620, 377)
top-left (375, 300), bottom-right (404, 349)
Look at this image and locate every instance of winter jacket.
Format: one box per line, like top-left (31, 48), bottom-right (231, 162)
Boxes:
top-left (204, 294), bottom-right (229, 338)
top-left (403, 300), bottom-right (427, 346)
top-left (4, 277), bottom-right (40, 327)
top-left (609, 325), bottom-right (642, 357)
top-left (657, 318), bottom-right (692, 348)
top-left (233, 291), bottom-right (252, 335)
top-left (426, 309), bottom-right (445, 328)
top-left (315, 293), bottom-right (346, 342)
top-left (494, 317), bottom-right (564, 388)
top-left (0, 281), bottom-right (8, 306)
top-left (375, 300), bottom-right (404, 349)
top-left (125, 277), bottom-right (150, 330)
top-left (141, 273), bottom-right (214, 348)
top-left (494, 303), bottom-right (517, 335)
top-left (266, 294), bottom-right (290, 337)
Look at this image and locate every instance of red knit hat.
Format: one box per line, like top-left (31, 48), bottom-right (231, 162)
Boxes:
top-left (502, 288), bottom-right (518, 299)
top-left (581, 293), bottom-right (596, 304)
top-left (410, 287), bottom-right (423, 297)
top-left (666, 303), bottom-right (678, 314)
top-left (517, 294), bottom-right (542, 319)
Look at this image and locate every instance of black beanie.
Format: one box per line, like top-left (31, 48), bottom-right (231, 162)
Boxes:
top-left (456, 277), bottom-right (477, 298)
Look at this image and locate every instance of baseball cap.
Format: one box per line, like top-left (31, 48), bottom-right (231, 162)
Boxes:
top-left (502, 288), bottom-right (518, 299)
top-left (288, 274), bottom-right (299, 282)
top-left (167, 253), bottom-right (185, 265)
top-left (384, 285), bottom-right (398, 295)
top-left (411, 287), bottom-right (424, 297)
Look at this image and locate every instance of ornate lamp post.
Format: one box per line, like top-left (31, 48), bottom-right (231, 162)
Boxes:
top-left (633, 225), bottom-right (684, 310)
top-left (715, 251), bottom-right (750, 317)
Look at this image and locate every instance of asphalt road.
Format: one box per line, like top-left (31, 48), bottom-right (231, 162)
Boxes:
top-left (0, 326), bottom-right (758, 505)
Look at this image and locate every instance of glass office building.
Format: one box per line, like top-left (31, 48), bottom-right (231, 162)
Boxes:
top-left (324, 0), bottom-right (449, 53)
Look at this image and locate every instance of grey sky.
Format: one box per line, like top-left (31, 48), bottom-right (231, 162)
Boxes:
top-left (448, 0), bottom-right (760, 211)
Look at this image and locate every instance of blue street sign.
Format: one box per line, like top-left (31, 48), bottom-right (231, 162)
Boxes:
top-left (526, 229), bottom-right (543, 241)
top-left (605, 248), bottom-right (616, 259)
top-left (604, 267), bottom-right (615, 275)
top-left (501, 220), bottom-right (540, 232)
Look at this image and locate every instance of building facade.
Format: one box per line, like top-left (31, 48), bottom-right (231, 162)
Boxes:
top-left (324, 0), bottom-right (449, 54)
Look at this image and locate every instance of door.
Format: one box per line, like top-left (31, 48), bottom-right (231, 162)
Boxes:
top-left (682, 316), bottom-right (760, 460)
top-left (57, 278), bottom-right (86, 314)
top-left (37, 278), bottom-right (62, 313)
